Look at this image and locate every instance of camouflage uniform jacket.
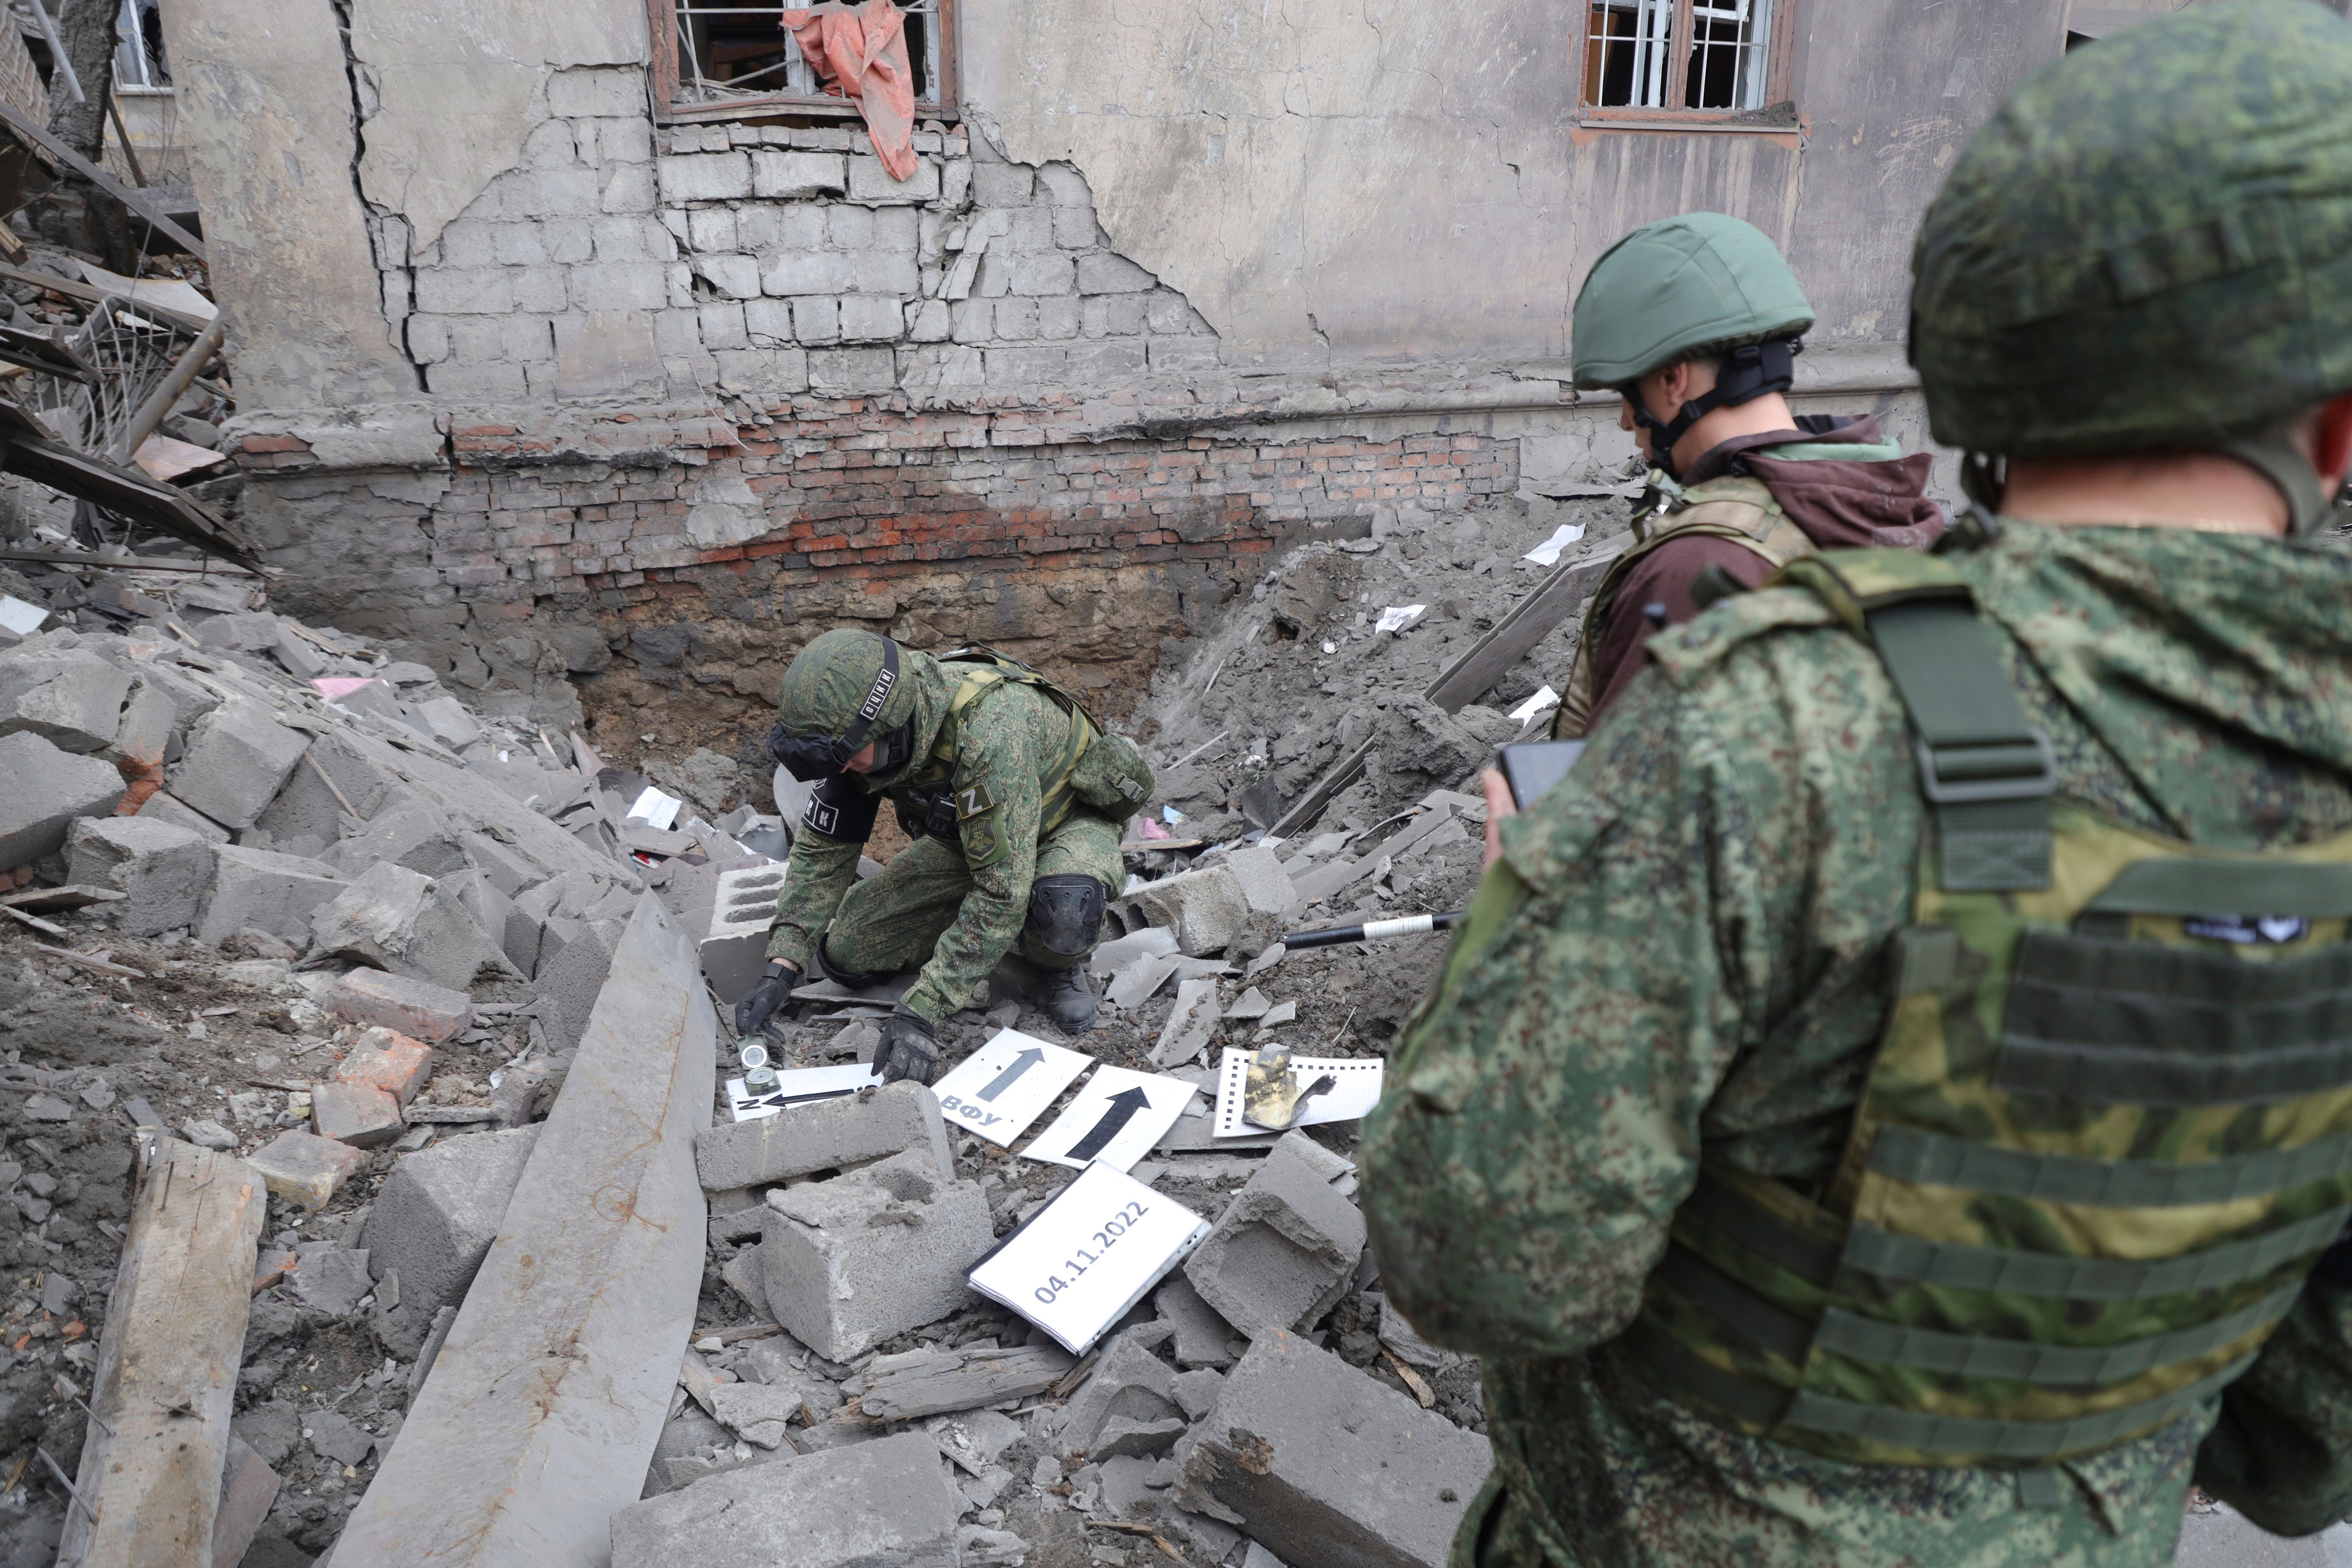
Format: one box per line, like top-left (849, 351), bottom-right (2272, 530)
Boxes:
top-left (766, 676), bottom-right (1085, 1023)
top-left (1360, 521), bottom-right (2352, 1566)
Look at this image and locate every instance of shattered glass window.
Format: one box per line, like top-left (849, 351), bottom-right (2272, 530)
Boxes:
top-left (112, 0), bottom-right (168, 92)
top-left (1583, 0), bottom-right (1782, 114)
top-left (671, 0), bottom-right (946, 110)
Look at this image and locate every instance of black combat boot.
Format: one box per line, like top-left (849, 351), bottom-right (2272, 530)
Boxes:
top-left (1040, 964), bottom-right (1097, 1032)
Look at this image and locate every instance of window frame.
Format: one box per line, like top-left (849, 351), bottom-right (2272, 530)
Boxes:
top-left (646, 0), bottom-right (959, 126)
top-left (1575, 0), bottom-right (1798, 128)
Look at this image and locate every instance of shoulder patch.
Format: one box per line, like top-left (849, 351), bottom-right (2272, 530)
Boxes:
top-left (954, 782), bottom-right (996, 818)
top-left (1647, 586), bottom-right (1842, 687)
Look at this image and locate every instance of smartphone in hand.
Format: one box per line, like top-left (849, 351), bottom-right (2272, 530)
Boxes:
top-left (1493, 741), bottom-right (1587, 810)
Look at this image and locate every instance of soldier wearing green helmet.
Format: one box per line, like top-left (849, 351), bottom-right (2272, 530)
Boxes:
top-left (1549, 211), bottom-right (1943, 736)
top-left (732, 628), bottom-right (1153, 1083)
top-left (1363, 2), bottom-right (2352, 1564)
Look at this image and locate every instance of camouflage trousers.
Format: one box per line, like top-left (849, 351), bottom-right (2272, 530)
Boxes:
top-left (822, 810), bottom-right (1125, 983)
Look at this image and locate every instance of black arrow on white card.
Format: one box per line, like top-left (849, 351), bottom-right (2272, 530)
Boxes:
top-left (978, 1048), bottom-right (1044, 1102)
top-left (1066, 1087), bottom-right (1153, 1162)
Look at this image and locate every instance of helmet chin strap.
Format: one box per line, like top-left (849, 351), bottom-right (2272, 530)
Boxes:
top-left (1626, 338), bottom-right (1804, 482)
top-left (2220, 431), bottom-right (2334, 537)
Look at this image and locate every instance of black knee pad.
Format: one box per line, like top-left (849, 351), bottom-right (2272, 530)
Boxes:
top-left (1025, 874), bottom-right (1108, 958)
top-left (816, 931), bottom-right (895, 989)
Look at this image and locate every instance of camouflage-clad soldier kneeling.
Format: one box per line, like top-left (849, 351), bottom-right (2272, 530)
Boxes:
top-left (1364, 4), bottom-right (2352, 1564)
top-left (733, 630), bottom-right (1153, 1084)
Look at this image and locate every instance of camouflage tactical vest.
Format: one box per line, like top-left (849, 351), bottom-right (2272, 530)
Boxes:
top-left (887, 648), bottom-right (1099, 841)
top-left (1554, 474), bottom-right (1816, 738)
top-left (1617, 548), bottom-right (2352, 1476)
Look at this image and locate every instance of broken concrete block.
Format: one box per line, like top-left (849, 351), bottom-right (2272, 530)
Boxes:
top-left (271, 626), bottom-right (326, 680)
top-left (1220, 845), bottom-right (1298, 917)
top-left (701, 860), bottom-right (788, 1004)
top-left (335, 896), bottom-right (713, 1567)
top-left (136, 789), bottom-right (230, 843)
top-left (245, 1129), bottom-right (366, 1208)
top-left (1173, 1367), bottom-right (1225, 1421)
top-left (0, 730), bottom-right (123, 869)
top-left (171, 699), bottom-right (312, 830)
top-left (1157, 1272), bottom-right (1241, 1368)
top-left (695, 1081), bottom-right (950, 1192)
top-left (1176, 1331), bottom-right (1491, 1568)
top-left (362, 1124), bottom-right (541, 1353)
top-left (334, 1027), bottom-right (434, 1105)
top-left (195, 842), bottom-right (344, 947)
top-left (1058, 1332), bottom-right (1186, 1456)
top-left (253, 728), bottom-right (397, 846)
top-left (720, 1245), bottom-right (771, 1320)
top-left (1184, 1133), bottom-right (1366, 1340)
top-left (1116, 862), bottom-right (1251, 956)
top-left (311, 1080), bottom-right (404, 1148)
top-left (325, 791), bottom-right (470, 881)
top-left (610, 1430), bottom-right (962, 1568)
top-left (760, 1147), bottom-right (993, 1362)
top-left (325, 968), bottom-right (472, 1042)
top-left (1152, 977), bottom-right (1222, 1069)
top-left (310, 861), bottom-right (520, 990)
top-left (286, 1241), bottom-right (376, 1316)
top-left (104, 675), bottom-right (178, 773)
top-left (194, 610), bottom-right (281, 652)
top-left (708, 1381), bottom-right (801, 1449)
top-left (0, 648), bottom-right (130, 752)
top-left (65, 815), bottom-right (214, 936)
top-left (533, 915), bottom-right (625, 1053)
top-left (211, 1432), bottom-right (281, 1568)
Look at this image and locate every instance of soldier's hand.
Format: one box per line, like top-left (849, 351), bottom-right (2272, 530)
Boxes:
top-left (734, 960), bottom-right (798, 1037)
top-left (1480, 766), bottom-right (1517, 872)
top-left (876, 1006), bottom-right (941, 1086)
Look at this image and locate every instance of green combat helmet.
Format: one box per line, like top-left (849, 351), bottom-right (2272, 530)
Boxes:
top-left (768, 628), bottom-right (925, 783)
top-left (1572, 211), bottom-right (1816, 478)
top-left (1909, 0), bottom-right (2352, 532)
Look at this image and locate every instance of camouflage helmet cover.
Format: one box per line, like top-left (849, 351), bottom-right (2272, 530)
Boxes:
top-left (775, 628), bottom-right (920, 741)
top-left (1571, 211), bottom-right (1815, 390)
top-left (1910, 0), bottom-right (2352, 458)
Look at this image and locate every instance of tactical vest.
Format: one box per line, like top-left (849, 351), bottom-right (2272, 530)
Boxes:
top-left (1554, 474), bottom-right (1817, 738)
top-left (890, 648), bottom-right (1098, 841)
top-left (1616, 547), bottom-right (2352, 1477)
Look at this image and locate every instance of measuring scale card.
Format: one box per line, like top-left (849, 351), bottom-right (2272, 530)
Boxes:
top-left (966, 1160), bottom-right (1210, 1354)
top-left (926, 1029), bottom-right (1092, 1146)
top-left (726, 1063), bottom-right (884, 1122)
top-left (1211, 1048), bottom-right (1384, 1137)
top-left (1020, 1066), bottom-right (1199, 1172)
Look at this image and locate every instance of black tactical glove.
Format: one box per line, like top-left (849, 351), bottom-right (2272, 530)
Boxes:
top-left (733, 960), bottom-right (798, 1038)
top-left (876, 1005), bottom-right (941, 1086)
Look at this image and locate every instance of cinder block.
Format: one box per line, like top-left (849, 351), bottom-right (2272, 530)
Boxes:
top-left (1035, 163), bottom-right (1091, 206)
top-left (1219, 846), bottom-right (1297, 917)
top-left (172, 699), bottom-right (312, 830)
top-left (65, 816), bottom-right (214, 936)
top-left (196, 843), bottom-right (342, 946)
top-left (700, 860), bottom-right (786, 1004)
top-left (847, 155), bottom-right (939, 203)
top-left (548, 64), bottom-right (644, 118)
top-left (1157, 1272), bottom-right (1240, 1368)
top-left (533, 915), bottom-right (624, 1054)
top-left (808, 348), bottom-right (896, 395)
top-left (1113, 862), bottom-right (1250, 957)
top-left (970, 163), bottom-right (1032, 205)
top-left (791, 295), bottom-right (840, 344)
top-left (608, 1430), bottom-right (962, 1568)
top-left (1009, 253), bottom-right (1077, 297)
top-left (836, 294), bottom-right (905, 343)
top-left (692, 254), bottom-right (762, 300)
top-left (751, 149), bottom-right (847, 199)
top-left (413, 266), bottom-right (516, 316)
top-left (658, 152), bottom-right (754, 202)
top-left (326, 968), bottom-right (473, 1042)
top-left (0, 730), bottom-right (123, 870)
top-left (246, 1129), bottom-right (366, 1208)
top-left (334, 1026), bottom-right (434, 1105)
top-left (760, 1148), bottom-right (992, 1361)
top-left (764, 251), bottom-right (854, 296)
top-left (906, 299), bottom-right (951, 343)
top-left (1183, 1133), bottom-right (1366, 1339)
top-left (1176, 1331), bottom-right (1491, 1568)
top-left (362, 1124), bottom-right (540, 1348)
top-left (311, 861), bottom-right (518, 991)
top-left (312, 1079), bottom-right (403, 1148)
top-left (138, 790), bottom-right (229, 843)
top-left (1077, 252), bottom-right (1156, 295)
top-left (1058, 1332), bottom-right (1185, 1455)
top-left (103, 674), bottom-right (177, 770)
top-left (695, 1081), bottom-right (950, 1192)
top-left (191, 611), bottom-right (280, 652)
top-left (326, 796), bottom-right (470, 881)
top-left (0, 648), bottom-right (129, 752)
top-left (742, 298), bottom-right (795, 345)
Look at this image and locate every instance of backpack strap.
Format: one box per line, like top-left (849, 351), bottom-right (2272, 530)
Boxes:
top-left (1776, 551), bottom-right (2056, 891)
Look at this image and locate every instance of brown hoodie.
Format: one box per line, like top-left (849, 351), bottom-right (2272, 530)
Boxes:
top-left (1581, 414), bottom-right (1945, 725)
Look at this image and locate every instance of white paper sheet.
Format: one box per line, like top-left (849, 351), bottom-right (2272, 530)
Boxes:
top-left (1020, 1066), bottom-right (1199, 1172)
top-left (1211, 1047), bottom-right (1384, 1137)
top-left (927, 1028), bottom-right (1093, 1146)
top-left (725, 1062), bottom-right (885, 1122)
top-left (966, 1161), bottom-right (1210, 1354)
top-left (1374, 604), bottom-right (1427, 634)
top-left (626, 785), bottom-right (684, 830)
top-left (1509, 685), bottom-right (1561, 724)
top-left (1522, 522), bottom-right (1587, 566)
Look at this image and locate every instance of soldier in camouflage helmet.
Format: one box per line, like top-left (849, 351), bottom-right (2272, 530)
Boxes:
top-left (733, 629), bottom-right (1152, 1084)
top-left (1362, 4), bottom-right (2352, 1563)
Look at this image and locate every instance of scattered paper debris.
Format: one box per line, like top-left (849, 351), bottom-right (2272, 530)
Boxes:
top-left (1373, 605), bottom-right (1427, 634)
top-left (626, 786), bottom-right (684, 830)
top-left (1522, 522), bottom-right (1587, 566)
top-left (1508, 686), bottom-right (1561, 724)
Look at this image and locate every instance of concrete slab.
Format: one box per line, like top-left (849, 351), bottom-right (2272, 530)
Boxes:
top-left (360, 1125), bottom-right (540, 1354)
top-left (0, 729), bottom-right (124, 869)
top-left (1177, 1330), bottom-right (1491, 1568)
top-left (195, 842), bottom-right (343, 947)
top-left (309, 861), bottom-right (519, 990)
top-left (172, 698), bottom-right (312, 830)
top-left (0, 647), bottom-right (130, 752)
top-left (333, 893), bottom-right (715, 1568)
top-left (608, 1431), bottom-right (963, 1568)
top-left (694, 1081), bottom-right (951, 1192)
top-left (66, 815), bottom-right (215, 936)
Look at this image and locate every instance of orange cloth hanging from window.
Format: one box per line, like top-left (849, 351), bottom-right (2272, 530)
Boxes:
top-left (780, 1), bottom-right (919, 181)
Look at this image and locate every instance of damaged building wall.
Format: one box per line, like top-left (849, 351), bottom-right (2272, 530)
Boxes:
top-left (166, 0), bottom-right (2064, 735)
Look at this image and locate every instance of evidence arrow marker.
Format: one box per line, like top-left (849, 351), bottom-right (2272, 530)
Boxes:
top-left (978, 1047), bottom-right (1045, 1102)
top-left (1066, 1086), bottom-right (1153, 1162)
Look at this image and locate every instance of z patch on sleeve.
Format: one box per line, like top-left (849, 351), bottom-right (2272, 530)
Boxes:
top-left (955, 782), bottom-right (996, 819)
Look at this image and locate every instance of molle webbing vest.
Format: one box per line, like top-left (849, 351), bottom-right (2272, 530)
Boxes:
top-left (892, 648), bottom-right (1097, 840)
top-left (1555, 475), bottom-right (1818, 738)
top-left (1617, 547), bottom-right (2352, 1472)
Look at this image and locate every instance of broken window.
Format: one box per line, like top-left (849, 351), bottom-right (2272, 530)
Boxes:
top-left (1582, 0), bottom-right (1789, 117)
top-left (662, 0), bottom-right (954, 118)
top-left (112, 0), bottom-right (168, 92)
